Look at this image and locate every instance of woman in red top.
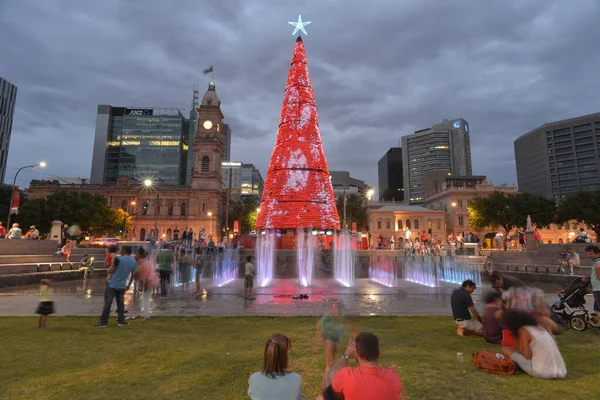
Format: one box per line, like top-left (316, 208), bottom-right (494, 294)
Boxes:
top-left (420, 231), bottom-right (428, 243)
top-left (0, 222), bottom-right (5, 239)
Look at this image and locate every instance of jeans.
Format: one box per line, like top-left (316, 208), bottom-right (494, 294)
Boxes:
top-left (142, 289), bottom-right (151, 319)
top-left (100, 286), bottom-right (126, 324)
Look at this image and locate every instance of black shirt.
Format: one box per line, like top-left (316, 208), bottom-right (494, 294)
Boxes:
top-left (451, 287), bottom-right (474, 320)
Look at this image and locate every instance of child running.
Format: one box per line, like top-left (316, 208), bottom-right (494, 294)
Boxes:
top-left (36, 279), bottom-right (54, 329)
top-left (317, 300), bottom-right (344, 370)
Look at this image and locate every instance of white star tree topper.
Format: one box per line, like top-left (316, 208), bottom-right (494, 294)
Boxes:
top-left (288, 14), bottom-right (311, 35)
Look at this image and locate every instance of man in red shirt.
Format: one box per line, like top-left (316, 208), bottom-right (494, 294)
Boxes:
top-left (324, 332), bottom-right (403, 400)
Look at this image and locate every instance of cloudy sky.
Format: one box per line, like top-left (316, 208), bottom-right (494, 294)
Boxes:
top-left (1, 0), bottom-right (599, 190)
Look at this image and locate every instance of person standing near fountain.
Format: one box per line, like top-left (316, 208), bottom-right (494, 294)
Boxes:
top-left (244, 255), bottom-right (256, 300)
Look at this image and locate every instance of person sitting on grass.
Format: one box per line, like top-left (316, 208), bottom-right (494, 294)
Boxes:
top-left (451, 280), bottom-right (483, 336)
top-left (482, 291), bottom-right (504, 344)
top-left (321, 332), bottom-right (402, 400)
top-left (502, 310), bottom-right (567, 380)
top-left (248, 333), bottom-right (306, 400)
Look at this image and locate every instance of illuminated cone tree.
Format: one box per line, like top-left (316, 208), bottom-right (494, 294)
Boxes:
top-left (256, 36), bottom-right (340, 230)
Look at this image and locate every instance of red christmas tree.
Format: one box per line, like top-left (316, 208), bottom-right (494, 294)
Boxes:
top-left (256, 36), bottom-right (340, 230)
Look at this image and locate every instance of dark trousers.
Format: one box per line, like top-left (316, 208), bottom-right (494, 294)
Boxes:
top-left (159, 270), bottom-right (171, 296)
top-left (100, 286), bottom-right (126, 324)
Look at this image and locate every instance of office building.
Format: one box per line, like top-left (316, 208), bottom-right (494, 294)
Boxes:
top-left (378, 147), bottom-right (404, 201)
top-left (30, 81), bottom-right (227, 241)
top-left (222, 161), bottom-right (264, 201)
top-left (221, 123), bottom-right (231, 161)
top-left (402, 118), bottom-right (472, 204)
top-left (329, 170), bottom-right (366, 196)
top-left (0, 78), bottom-right (17, 183)
top-left (90, 106), bottom-right (188, 185)
top-left (515, 112), bottom-right (600, 198)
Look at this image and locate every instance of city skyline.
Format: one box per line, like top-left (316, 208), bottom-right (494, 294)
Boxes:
top-left (1, 1), bottom-right (599, 189)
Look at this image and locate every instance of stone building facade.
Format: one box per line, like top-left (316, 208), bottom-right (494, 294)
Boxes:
top-left (28, 82), bottom-right (226, 241)
top-left (367, 205), bottom-right (446, 246)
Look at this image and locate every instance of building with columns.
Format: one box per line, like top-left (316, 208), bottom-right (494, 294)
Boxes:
top-left (367, 204), bottom-right (446, 246)
top-left (28, 82), bottom-right (226, 241)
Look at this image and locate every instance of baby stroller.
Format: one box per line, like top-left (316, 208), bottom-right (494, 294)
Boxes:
top-left (551, 278), bottom-right (600, 331)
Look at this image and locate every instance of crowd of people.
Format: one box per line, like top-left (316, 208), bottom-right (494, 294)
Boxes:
top-left (0, 222), bottom-right (40, 240)
top-left (450, 248), bottom-right (600, 381)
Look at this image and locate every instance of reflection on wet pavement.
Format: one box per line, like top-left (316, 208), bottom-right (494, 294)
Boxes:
top-left (0, 277), bottom-right (570, 317)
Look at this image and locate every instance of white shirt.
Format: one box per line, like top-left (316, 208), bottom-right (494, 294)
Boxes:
top-left (525, 326), bottom-right (567, 379)
top-left (245, 262), bottom-right (255, 276)
top-left (404, 229), bottom-right (411, 240)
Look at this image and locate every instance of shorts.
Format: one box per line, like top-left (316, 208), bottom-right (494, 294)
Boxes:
top-left (244, 274), bottom-right (254, 289)
top-left (594, 291), bottom-right (600, 312)
top-left (36, 301), bottom-right (54, 315)
top-left (456, 319), bottom-right (483, 333)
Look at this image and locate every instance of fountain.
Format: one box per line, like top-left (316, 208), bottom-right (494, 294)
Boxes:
top-left (296, 229), bottom-right (316, 287)
top-left (402, 255), bottom-right (482, 288)
top-left (369, 255), bottom-right (397, 287)
top-left (256, 230), bottom-right (276, 287)
top-left (333, 232), bottom-right (356, 287)
top-left (213, 247), bottom-right (239, 287)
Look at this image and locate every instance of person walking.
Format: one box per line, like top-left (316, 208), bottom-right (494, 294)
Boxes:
top-left (156, 244), bottom-right (174, 297)
top-left (187, 228), bottom-right (194, 248)
top-left (134, 248), bottom-right (157, 320)
top-left (244, 255), bottom-right (256, 300)
top-left (178, 248), bottom-right (192, 294)
top-left (194, 246), bottom-right (204, 296)
top-left (95, 247), bottom-right (137, 328)
top-left (36, 279), bottom-right (55, 329)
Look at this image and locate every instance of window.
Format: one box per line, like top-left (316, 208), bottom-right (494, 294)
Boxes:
top-left (201, 156), bottom-right (210, 172)
top-left (377, 221), bottom-right (381, 229)
top-left (142, 202), bottom-right (148, 215)
top-left (437, 220), bottom-right (441, 229)
top-left (458, 200), bottom-right (463, 208)
top-left (202, 202), bottom-right (206, 212)
top-left (406, 219), bottom-right (411, 229)
top-left (181, 203), bottom-right (187, 216)
top-left (120, 200), bottom-right (127, 210)
top-left (414, 219), bottom-right (419, 230)
top-left (168, 203), bottom-right (174, 216)
top-left (386, 221), bottom-right (391, 229)
top-left (397, 220), bottom-right (403, 230)
top-left (458, 216), bottom-right (464, 226)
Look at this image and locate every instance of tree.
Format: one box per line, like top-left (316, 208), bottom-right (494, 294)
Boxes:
top-left (255, 36), bottom-right (339, 230)
top-left (468, 191), bottom-right (557, 249)
top-left (0, 184), bottom-right (13, 226)
top-left (336, 193), bottom-right (368, 231)
top-left (557, 189), bottom-right (600, 241)
top-left (227, 196), bottom-right (259, 234)
top-left (17, 191), bottom-right (129, 237)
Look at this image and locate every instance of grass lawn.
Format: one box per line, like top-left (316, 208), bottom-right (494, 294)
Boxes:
top-left (1, 316), bottom-right (599, 399)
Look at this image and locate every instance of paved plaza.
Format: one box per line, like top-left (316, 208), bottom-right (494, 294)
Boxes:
top-left (0, 277), bottom-right (569, 318)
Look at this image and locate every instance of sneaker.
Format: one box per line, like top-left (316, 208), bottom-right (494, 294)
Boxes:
top-left (117, 322), bottom-right (128, 327)
top-left (95, 323), bottom-right (108, 328)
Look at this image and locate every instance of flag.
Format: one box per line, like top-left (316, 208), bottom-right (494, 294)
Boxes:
top-left (203, 65), bottom-right (213, 75)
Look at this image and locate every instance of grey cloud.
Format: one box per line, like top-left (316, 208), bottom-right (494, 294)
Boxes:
top-left (1, 0), bottom-right (599, 192)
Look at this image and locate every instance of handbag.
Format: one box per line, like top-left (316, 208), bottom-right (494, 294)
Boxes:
top-left (472, 350), bottom-right (515, 375)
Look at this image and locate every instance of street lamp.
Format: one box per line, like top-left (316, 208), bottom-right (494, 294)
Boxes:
top-left (7, 161), bottom-right (46, 228)
top-left (366, 188), bottom-right (374, 201)
top-left (207, 211), bottom-right (213, 238)
top-left (143, 179), bottom-right (159, 239)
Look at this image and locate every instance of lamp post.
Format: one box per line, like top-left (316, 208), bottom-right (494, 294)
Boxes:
top-left (7, 162), bottom-right (46, 228)
top-left (122, 201), bottom-right (136, 239)
top-left (143, 179), bottom-right (160, 240)
top-left (207, 211), bottom-right (213, 239)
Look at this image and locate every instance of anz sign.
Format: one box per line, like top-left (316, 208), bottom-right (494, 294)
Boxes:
top-left (126, 108), bottom-right (153, 116)
top-left (453, 120), bottom-right (461, 129)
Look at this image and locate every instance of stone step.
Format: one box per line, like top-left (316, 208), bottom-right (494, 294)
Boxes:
top-left (0, 261), bottom-right (105, 275)
top-left (0, 268), bottom-right (108, 288)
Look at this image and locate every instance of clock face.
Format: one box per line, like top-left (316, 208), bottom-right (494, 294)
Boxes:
top-left (203, 120), bottom-right (213, 130)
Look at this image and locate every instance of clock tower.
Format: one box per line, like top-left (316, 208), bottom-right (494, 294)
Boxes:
top-left (191, 81), bottom-right (224, 190)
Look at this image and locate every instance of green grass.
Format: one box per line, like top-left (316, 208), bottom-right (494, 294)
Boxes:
top-left (1, 317), bottom-right (599, 399)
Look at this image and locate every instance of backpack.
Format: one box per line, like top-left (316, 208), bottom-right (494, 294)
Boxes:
top-left (472, 350), bottom-right (515, 375)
